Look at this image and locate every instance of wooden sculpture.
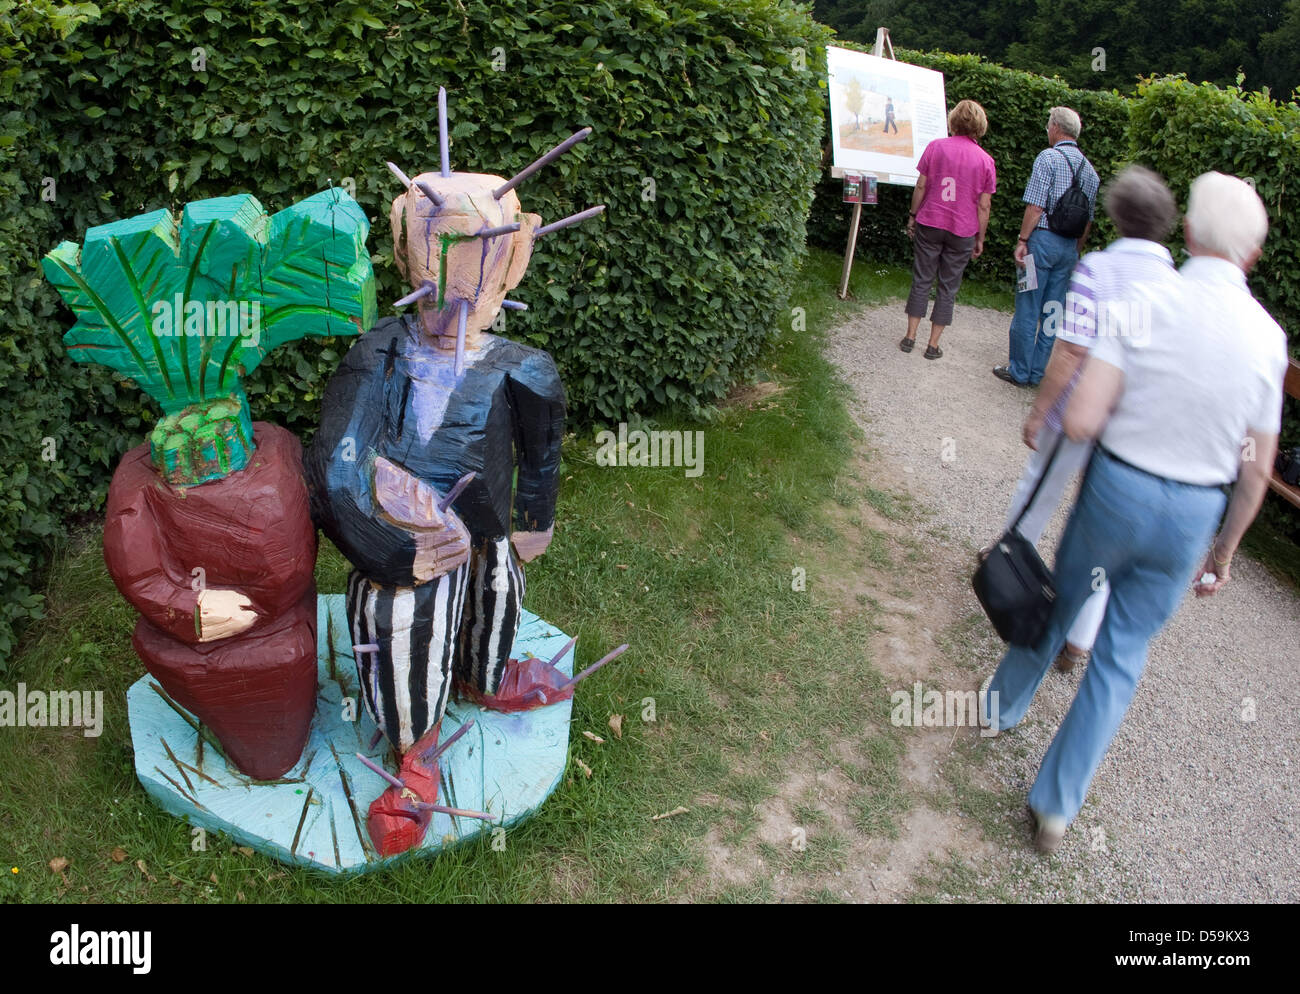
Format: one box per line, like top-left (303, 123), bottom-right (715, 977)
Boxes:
top-left (44, 191), bottom-right (376, 780)
top-left (307, 88), bottom-right (626, 855)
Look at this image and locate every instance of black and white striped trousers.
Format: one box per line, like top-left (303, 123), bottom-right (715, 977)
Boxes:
top-left (347, 536), bottom-right (525, 751)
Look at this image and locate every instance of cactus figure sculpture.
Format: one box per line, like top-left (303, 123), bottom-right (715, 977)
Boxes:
top-left (307, 89), bottom-right (627, 855)
top-left (44, 190), bottom-right (376, 780)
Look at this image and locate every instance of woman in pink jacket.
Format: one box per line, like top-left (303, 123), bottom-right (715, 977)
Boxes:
top-left (902, 100), bottom-right (997, 359)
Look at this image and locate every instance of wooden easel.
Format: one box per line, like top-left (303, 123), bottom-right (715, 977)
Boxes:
top-left (837, 27), bottom-right (896, 300)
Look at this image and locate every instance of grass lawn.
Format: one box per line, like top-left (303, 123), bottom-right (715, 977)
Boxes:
top-left (0, 247), bottom-right (927, 903)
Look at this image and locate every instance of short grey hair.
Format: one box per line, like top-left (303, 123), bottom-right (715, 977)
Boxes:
top-left (1104, 165), bottom-right (1177, 242)
top-left (1048, 106), bottom-right (1081, 139)
top-left (1185, 171), bottom-right (1268, 267)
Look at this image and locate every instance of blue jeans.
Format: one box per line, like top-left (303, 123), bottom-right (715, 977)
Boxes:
top-left (1008, 228), bottom-right (1077, 384)
top-left (982, 449), bottom-right (1226, 824)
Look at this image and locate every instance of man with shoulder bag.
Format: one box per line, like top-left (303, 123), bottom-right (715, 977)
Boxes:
top-left (994, 106), bottom-right (1100, 388)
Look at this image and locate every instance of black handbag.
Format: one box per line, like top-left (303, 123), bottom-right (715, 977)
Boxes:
top-left (973, 437), bottom-right (1063, 646)
top-left (1276, 445), bottom-right (1300, 486)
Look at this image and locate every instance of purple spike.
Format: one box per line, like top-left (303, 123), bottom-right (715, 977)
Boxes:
top-left (420, 718), bottom-right (476, 763)
top-left (436, 472), bottom-right (476, 513)
top-left (393, 283), bottom-right (435, 308)
top-left (472, 222), bottom-right (522, 239)
top-left (549, 636), bottom-right (578, 668)
top-left (562, 643), bottom-right (630, 691)
top-left (438, 86), bottom-right (451, 178)
top-left (386, 161), bottom-right (414, 188)
top-left (355, 753), bottom-right (405, 791)
top-left (368, 728), bottom-right (385, 750)
top-left (493, 127), bottom-right (593, 199)
top-left (414, 178), bottom-right (445, 208)
top-left (454, 299), bottom-right (467, 376)
top-left (354, 643), bottom-right (379, 656)
top-left (534, 205), bottom-right (606, 238)
top-left (411, 802), bottom-right (495, 821)
top-left (522, 638), bottom-right (578, 703)
top-left (501, 300), bottom-right (528, 311)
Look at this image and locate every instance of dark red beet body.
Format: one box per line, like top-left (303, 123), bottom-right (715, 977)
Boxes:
top-left (105, 424), bottom-right (319, 779)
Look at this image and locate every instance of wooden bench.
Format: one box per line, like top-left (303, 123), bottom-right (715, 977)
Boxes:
top-left (1268, 357), bottom-right (1300, 508)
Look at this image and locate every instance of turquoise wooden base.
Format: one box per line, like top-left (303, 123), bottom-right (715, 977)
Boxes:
top-left (126, 595), bottom-right (573, 874)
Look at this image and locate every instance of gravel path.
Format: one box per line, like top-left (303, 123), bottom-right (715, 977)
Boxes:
top-left (826, 300), bottom-right (1300, 903)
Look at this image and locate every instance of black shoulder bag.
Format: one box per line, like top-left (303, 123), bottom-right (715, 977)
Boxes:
top-left (972, 436), bottom-right (1064, 646)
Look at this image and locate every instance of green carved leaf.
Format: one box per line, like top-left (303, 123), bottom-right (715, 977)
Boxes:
top-left (43, 189), bottom-right (377, 413)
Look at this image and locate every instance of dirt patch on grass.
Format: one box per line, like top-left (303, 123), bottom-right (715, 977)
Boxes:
top-left (719, 380), bottom-right (788, 411)
top-left (697, 448), bottom-right (1006, 901)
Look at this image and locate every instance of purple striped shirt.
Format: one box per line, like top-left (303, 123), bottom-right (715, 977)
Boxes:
top-left (1045, 238), bottom-right (1178, 433)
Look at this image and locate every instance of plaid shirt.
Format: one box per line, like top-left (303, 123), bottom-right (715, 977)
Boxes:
top-left (1022, 140), bottom-right (1100, 231)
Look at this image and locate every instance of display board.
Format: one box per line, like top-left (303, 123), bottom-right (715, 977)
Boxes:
top-left (826, 45), bottom-right (948, 187)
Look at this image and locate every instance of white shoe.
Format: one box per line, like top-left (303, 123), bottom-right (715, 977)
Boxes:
top-left (1028, 805), bottom-right (1067, 852)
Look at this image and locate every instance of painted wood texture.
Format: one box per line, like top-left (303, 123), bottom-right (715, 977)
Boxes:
top-left (107, 423), bottom-right (318, 779)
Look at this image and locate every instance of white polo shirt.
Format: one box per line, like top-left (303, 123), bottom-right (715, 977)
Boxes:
top-left (1088, 255), bottom-right (1287, 486)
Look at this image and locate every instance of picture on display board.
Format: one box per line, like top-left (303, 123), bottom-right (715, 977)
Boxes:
top-left (842, 74), bottom-right (914, 158)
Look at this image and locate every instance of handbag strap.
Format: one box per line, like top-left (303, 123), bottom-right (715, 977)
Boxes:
top-left (1010, 433), bottom-right (1066, 535)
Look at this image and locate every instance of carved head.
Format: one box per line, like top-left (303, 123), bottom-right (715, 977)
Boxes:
top-left (385, 89), bottom-right (604, 361)
top-left (390, 172), bottom-right (539, 339)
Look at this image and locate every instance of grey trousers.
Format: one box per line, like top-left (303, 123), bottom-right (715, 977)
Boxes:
top-left (906, 222), bottom-right (976, 327)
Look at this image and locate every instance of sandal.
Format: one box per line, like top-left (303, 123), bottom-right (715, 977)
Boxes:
top-left (899, 336), bottom-right (915, 353)
top-left (1054, 646), bottom-right (1089, 673)
top-left (924, 345), bottom-right (943, 360)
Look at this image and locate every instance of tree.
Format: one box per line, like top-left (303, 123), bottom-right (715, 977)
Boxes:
top-left (1261, 0), bottom-right (1300, 99)
top-left (845, 76), bottom-right (865, 130)
top-left (814, 0), bottom-right (1300, 96)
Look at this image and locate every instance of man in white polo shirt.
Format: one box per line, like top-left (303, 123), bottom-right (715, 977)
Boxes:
top-left (981, 172), bottom-right (1287, 852)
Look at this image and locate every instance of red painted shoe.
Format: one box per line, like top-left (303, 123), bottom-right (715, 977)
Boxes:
top-left (360, 719), bottom-right (491, 857)
top-left (458, 640), bottom-right (628, 713)
top-left (365, 723), bottom-right (443, 857)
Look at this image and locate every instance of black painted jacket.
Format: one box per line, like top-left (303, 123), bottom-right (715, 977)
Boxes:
top-left (306, 315), bottom-right (565, 587)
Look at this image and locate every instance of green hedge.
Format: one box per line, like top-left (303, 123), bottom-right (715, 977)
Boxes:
top-left (0, 0), bottom-right (831, 668)
top-left (1128, 77), bottom-right (1300, 338)
top-left (808, 46), bottom-right (1131, 282)
top-left (1129, 76), bottom-right (1300, 533)
top-left (6, 4), bottom-right (1299, 666)
top-left (811, 48), bottom-right (1300, 360)
top-left (0, 1), bottom-right (139, 664)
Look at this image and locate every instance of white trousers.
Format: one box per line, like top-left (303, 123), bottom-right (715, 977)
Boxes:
top-left (1003, 425), bottom-right (1108, 652)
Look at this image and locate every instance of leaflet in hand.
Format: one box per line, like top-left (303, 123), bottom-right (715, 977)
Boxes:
top-left (1016, 253), bottom-right (1038, 293)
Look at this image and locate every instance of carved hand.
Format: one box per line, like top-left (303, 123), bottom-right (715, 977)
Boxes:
top-left (511, 526), bottom-right (554, 563)
top-left (196, 588), bottom-right (258, 642)
top-left (373, 456), bottom-right (472, 581)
